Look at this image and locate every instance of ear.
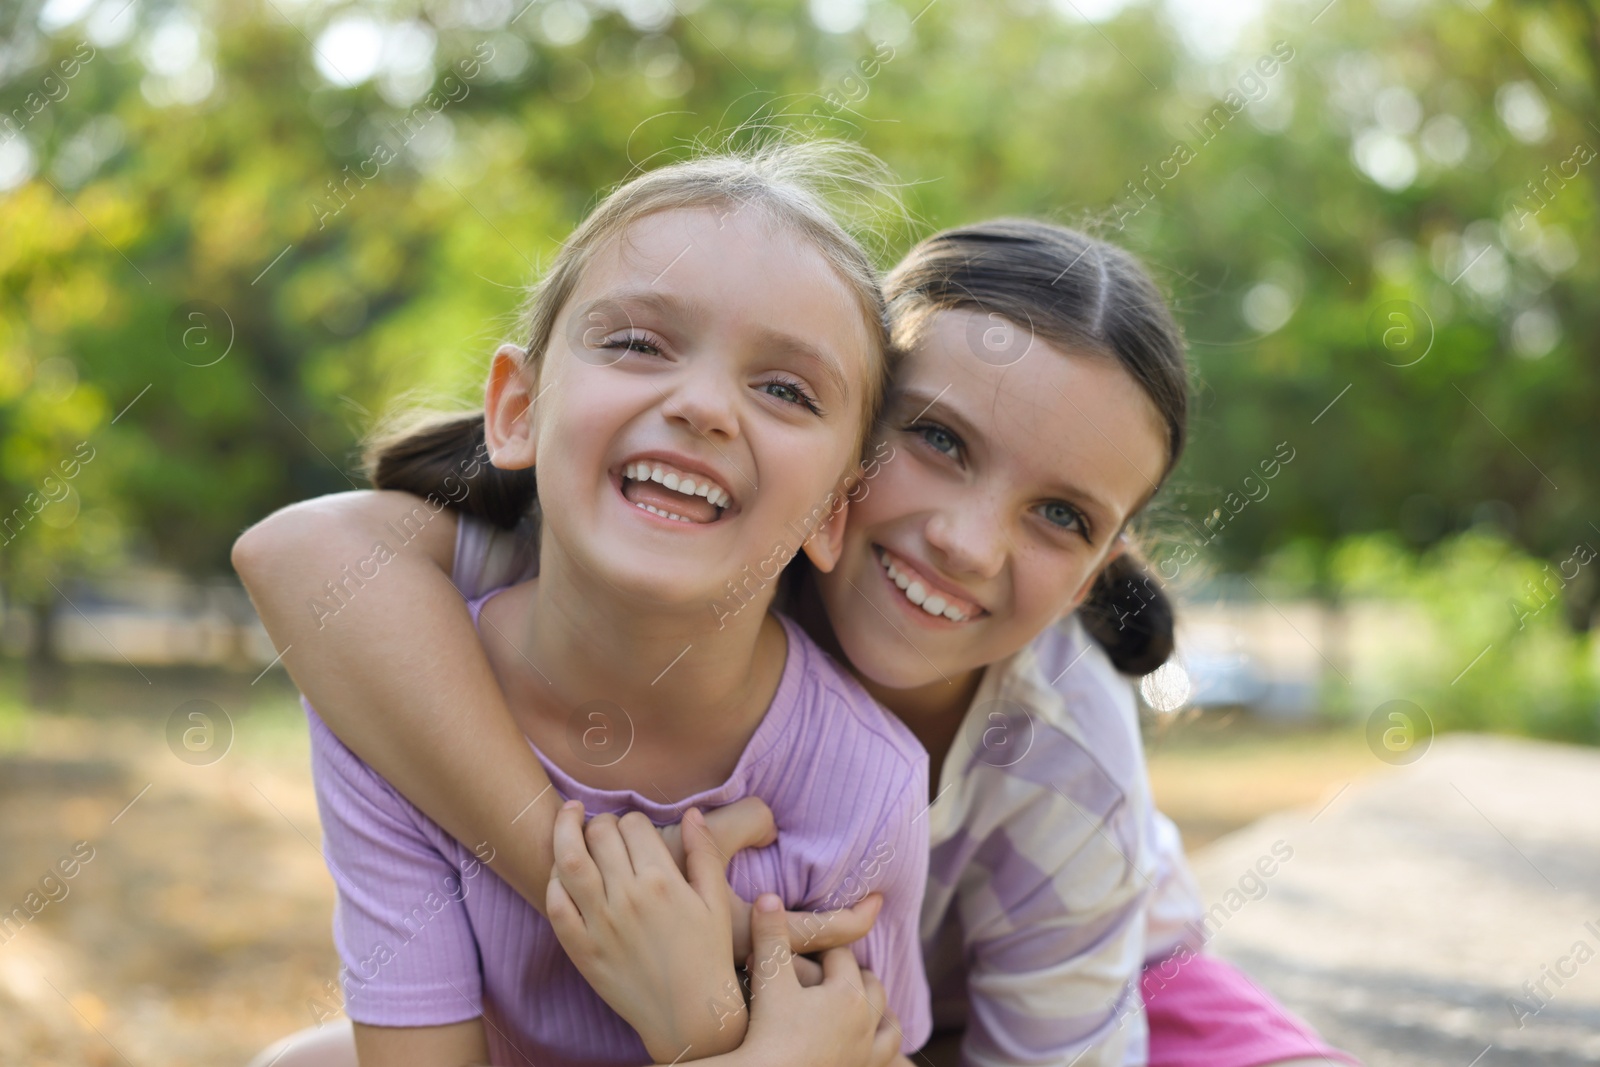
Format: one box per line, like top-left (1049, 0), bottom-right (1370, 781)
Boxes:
top-left (1067, 534), bottom-right (1127, 612)
top-left (799, 489), bottom-right (850, 573)
top-left (484, 344), bottom-right (538, 470)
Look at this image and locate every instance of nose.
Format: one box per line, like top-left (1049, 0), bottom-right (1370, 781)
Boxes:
top-left (923, 493), bottom-right (1007, 581)
top-left (661, 356), bottom-right (740, 444)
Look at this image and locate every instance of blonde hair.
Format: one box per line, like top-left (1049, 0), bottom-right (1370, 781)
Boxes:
top-left (365, 138), bottom-right (902, 528)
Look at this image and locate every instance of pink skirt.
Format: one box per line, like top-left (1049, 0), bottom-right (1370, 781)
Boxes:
top-left (1143, 951), bottom-right (1361, 1067)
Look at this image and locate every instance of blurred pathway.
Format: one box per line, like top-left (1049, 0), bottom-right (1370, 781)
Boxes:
top-left (1191, 735), bottom-right (1600, 1067)
top-left (0, 708), bottom-right (339, 1065)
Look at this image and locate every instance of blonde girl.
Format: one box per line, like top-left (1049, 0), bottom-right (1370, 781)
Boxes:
top-left (242, 142), bottom-right (935, 1067)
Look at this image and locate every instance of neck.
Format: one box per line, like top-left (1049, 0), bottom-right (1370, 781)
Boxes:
top-left (506, 536), bottom-right (784, 792)
top-left (860, 669), bottom-right (984, 728)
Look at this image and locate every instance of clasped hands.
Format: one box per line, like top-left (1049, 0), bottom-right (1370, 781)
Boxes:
top-left (545, 797), bottom-right (900, 1066)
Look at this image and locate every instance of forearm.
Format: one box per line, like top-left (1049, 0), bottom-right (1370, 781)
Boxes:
top-left (233, 490), bottom-right (560, 910)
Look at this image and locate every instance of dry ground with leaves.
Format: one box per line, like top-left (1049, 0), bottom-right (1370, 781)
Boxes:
top-left (10, 664), bottom-right (1567, 1066)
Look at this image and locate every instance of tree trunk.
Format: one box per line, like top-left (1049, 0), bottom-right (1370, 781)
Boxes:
top-left (26, 593), bottom-right (65, 708)
top-left (1565, 566), bottom-right (1597, 634)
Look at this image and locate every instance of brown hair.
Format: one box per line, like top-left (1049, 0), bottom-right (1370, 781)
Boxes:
top-left (364, 139), bottom-right (901, 529)
top-left (883, 218), bottom-right (1190, 674)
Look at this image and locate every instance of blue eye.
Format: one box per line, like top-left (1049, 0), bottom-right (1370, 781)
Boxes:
top-left (914, 423), bottom-right (960, 457)
top-left (1038, 501), bottom-right (1086, 534)
top-left (761, 378), bottom-right (822, 414)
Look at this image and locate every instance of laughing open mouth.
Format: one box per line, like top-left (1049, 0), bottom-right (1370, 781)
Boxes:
top-left (620, 459), bottom-right (734, 524)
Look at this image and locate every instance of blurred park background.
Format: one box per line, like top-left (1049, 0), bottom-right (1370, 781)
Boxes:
top-left (1, 0), bottom-right (1598, 1062)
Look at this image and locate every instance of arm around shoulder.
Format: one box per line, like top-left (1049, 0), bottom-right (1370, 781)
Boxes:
top-left (232, 489), bottom-right (562, 913)
top-left (232, 489), bottom-right (460, 593)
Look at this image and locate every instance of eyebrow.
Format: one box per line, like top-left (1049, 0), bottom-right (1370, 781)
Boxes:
top-left (589, 288), bottom-right (853, 403)
top-left (583, 289), bottom-right (699, 333)
top-left (752, 326), bottom-right (851, 401)
top-left (895, 386), bottom-right (1122, 540)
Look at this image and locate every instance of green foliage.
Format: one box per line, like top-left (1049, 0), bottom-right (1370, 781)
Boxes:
top-left (1269, 529), bottom-right (1600, 742)
top-left (0, 0), bottom-right (1595, 669)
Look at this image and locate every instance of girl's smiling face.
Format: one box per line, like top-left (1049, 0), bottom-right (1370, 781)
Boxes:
top-left (488, 205), bottom-right (876, 610)
top-left (815, 308), bottom-right (1170, 690)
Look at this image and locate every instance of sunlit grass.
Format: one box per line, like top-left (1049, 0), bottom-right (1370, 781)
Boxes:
top-left (1145, 714), bottom-right (1381, 850)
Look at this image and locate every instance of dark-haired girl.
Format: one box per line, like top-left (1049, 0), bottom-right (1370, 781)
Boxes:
top-left (239, 218), bottom-right (1355, 1067)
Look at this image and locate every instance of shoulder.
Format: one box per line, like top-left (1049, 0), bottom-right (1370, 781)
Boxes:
top-left (775, 614), bottom-right (926, 783)
top-left (1018, 616), bottom-right (1145, 808)
top-left (938, 618), bottom-right (1149, 864)
top-left (303, 698), bottom-right (438, 835)
top-left (304, 697), bottom-right (375, 781)
top-left (1031, 616), bottom-right (1141, 734)
top-left (452, 509), bottom-right (539, 599)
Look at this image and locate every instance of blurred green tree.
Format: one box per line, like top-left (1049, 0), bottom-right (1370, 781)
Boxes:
top-left (0, 0), bottom-right (1595, 684)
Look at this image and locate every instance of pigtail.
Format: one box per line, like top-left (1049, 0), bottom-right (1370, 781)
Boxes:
top-left (1079, 552), bottom-right (1175, 676)
top-left (362, 410), bottom-right (537, 530)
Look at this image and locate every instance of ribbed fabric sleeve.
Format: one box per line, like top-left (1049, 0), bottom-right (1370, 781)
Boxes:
top-left (307, 703), bottom-right (487, 1026)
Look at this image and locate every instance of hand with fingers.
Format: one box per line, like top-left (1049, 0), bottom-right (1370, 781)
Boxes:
top-left (742, 893), bottom-right (904, 1067)
top-left (662, 796), bottom-right (884, 964)
top-left (547, 800), bottom-right (749, 1061)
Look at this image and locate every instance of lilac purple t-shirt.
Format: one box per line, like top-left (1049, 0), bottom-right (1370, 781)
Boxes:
top-left (304, 582), bottom-right (932, 1065)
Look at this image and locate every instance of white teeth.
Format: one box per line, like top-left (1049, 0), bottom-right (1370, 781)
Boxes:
top-left (634, 502), bottom-right (692, 523)
top-left (878, 550), bottom-right (971, 622)
top-left (621, 462), bottom-right (731, 509)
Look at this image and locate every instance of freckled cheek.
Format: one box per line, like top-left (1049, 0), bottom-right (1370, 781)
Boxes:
top-left (1006, 558), bottom-right (1086, 634)
top-left (845, 449), bottom-right (932, 531)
